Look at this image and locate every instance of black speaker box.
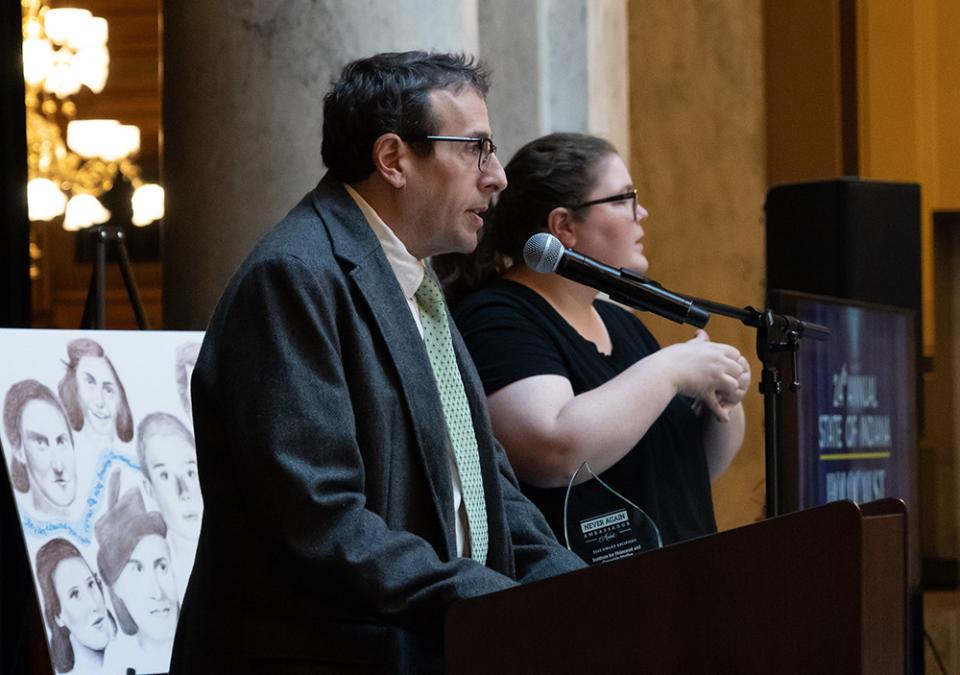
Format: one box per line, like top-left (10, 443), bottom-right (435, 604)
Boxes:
top-left (765, 177), bottom-right (921, 317)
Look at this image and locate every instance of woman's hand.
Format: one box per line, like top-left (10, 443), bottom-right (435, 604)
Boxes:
top-left (661, 330), bottom-right (747, 422)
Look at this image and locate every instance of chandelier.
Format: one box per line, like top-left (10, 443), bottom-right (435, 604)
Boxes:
top-left (21, 0), bottom-right (164, 232)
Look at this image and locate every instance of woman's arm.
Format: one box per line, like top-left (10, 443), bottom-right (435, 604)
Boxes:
top-left (486, 331), bottom-right (746, 488)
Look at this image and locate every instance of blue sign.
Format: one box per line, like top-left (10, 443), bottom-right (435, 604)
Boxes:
top-left (789, 297), bottom-right (914, 509)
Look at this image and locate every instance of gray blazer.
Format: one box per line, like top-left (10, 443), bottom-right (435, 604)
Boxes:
top-left (169, 175), bottom-right (583, 675)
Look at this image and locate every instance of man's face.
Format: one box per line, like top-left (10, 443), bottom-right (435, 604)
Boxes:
top-left (53, 556), bottom-right (112, 650)
top-left (18, 399), bottom-right (76, 509)
top-left (76, 355), bottom-right (119, 437)
top-left (113, 534), bottom-right (178, 642)
top-left (401, 87), bottom-right (507, 258)
top-left (144, 433), bottom-right (203, 540)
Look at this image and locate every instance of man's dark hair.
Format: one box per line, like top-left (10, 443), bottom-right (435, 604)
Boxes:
top-left (321, 51), bottom-right (490, 184)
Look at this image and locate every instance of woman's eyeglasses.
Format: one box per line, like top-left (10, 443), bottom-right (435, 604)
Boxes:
top-left (567, 189), bottom-right (638, 220)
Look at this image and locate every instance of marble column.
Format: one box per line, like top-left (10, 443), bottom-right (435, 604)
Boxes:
top-left (162, 0), bottom-right (478, 327)
top-left (479, 0), bottom-right (629, 161)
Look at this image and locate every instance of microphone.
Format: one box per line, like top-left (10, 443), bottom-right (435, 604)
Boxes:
top-left (523, 232), bottom-right (710, 328)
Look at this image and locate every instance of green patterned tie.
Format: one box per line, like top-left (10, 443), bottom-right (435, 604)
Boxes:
top-left (415, 272), bottom-right (488, 564)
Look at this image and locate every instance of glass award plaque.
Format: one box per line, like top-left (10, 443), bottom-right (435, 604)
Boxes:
top-left (562, 462), bottom-right (662, 565)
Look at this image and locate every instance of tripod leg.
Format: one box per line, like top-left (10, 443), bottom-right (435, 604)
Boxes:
top-left (113, 233), bottom-right (150, 330)
top-left (80, 265), bottom-right (97, 329)
top-left (95, 230), bottom-right (106, 328)
top-left (80, 231), bottom-right (107, 329)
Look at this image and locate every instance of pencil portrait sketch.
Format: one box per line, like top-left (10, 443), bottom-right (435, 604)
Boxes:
top-left (59, 338), bottom-right (134, 452)
top-left (4, 380), bottom-right (77, 519)
top-left (136, 412), bottom-right (203, 600)
top-left (35, 538), bottom-right (117, 673)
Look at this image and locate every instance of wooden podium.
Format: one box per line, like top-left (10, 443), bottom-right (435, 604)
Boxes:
top-left (445, 500), bottom-right (906, 674)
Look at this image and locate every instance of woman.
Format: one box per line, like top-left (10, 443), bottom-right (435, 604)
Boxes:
top-left (35, 538), bottom-right (116, 672)
top-left (58, 338), bottom-right (134, 450)
top-left (437, 133), bottom-right (750, 553)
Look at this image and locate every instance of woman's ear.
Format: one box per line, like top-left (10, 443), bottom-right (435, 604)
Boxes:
top-left (371, 133), bottom-right (406, 189)
top-left (546, 206), bottom-right (577, 249)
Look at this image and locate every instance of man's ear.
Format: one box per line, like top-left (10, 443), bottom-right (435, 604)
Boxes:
top-left (546, 206), bottom-right (577, 249)
top-left (371, 133), bottom-right (407, 189)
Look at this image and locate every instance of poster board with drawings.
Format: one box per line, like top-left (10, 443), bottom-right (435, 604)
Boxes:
top-left (0, 329), bottom-right (204, 675)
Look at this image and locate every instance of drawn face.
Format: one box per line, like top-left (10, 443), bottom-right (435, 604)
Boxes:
top-left (145, 434), bottom-right (203, 539)
top-left (76, 355), bottom-right (119, 437)
top-left (20, 399), bottom-right (76, 508)
top-left (53, 556), bottom-right (112, 650)
top-left (113, 534), bottom-right (178, 642)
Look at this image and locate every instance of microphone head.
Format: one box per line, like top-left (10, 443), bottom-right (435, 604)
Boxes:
top-left (523, 233), bottom-right (565, 273)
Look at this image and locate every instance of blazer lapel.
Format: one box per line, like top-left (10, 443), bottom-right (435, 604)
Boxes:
top-left (311, 176), bottom-right (458, 559)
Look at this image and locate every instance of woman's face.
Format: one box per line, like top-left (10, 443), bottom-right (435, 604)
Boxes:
top-left (566, 153), bottom-right (650, 275)
top-left (113, 534), bottom-right (179, 642)
top-left (53, 556), bottom-right (112, 650)
top-left (76, 355), bottom-right (119, 437)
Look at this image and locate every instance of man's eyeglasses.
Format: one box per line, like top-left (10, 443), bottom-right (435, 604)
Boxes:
top-left (407, 135), bottom-right (497, 171)
top-left (567, 189), bottom-right (638, 220)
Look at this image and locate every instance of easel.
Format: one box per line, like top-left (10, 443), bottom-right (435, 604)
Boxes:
top-left (79, 224), bottom-right (150, 330)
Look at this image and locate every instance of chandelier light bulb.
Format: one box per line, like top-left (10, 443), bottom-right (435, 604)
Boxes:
top-left (67, 119), bottom-right (119, 159)
top-left (118, 124), bottom-right (141, 158)
top-left (66, 15), bottom-right (108, 50)
top-left (99, 123), bottom-right (140, 161)
top-left (27, 178), bottom-right (68, 221)
top-left (73, 44), bottom-right (110, 93)
top-left (22, 36), bottom-right (54, 87)
top-left (43, 8), bottom-right (93, 46)
top-left (63, 194), bottom-right (111, 231)
top-left (131, 183), bottom-right (165, 226)
top-left (44, 53), bottom-right (82, 98)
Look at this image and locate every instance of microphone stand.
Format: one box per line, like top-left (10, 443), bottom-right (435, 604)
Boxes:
top-left (673, 292), bottom-right (829, 518)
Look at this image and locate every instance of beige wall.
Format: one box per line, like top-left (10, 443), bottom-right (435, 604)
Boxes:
top-left (628, 0), bottom-right (767, 530)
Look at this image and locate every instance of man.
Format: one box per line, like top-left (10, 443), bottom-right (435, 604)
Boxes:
top-left (170, 52), bottom-right (584, 675)
top-left (3, 379), bottom-right (77, 518)
top-left (136, 412), bottom-right (203, 601)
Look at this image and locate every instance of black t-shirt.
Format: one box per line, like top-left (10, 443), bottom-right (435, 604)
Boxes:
top-left (453, 279), bottom-right (717, 549)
